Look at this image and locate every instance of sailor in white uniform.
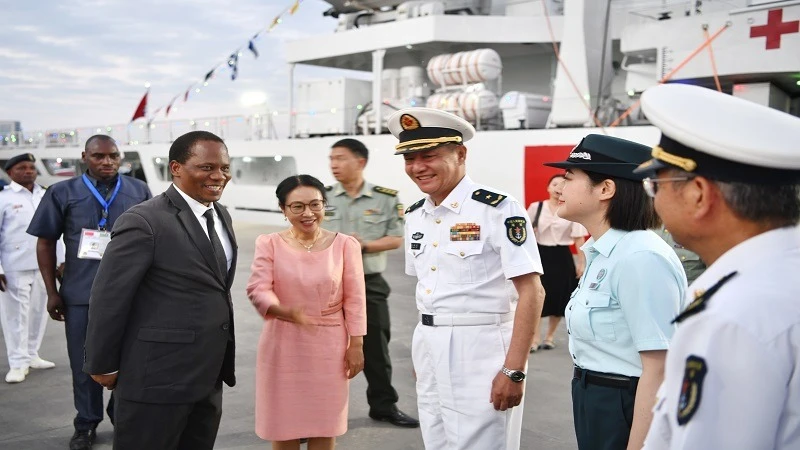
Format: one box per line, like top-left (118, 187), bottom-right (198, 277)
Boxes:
top-left (0, 153), bottom-right (64, 383)
top-left (634, 84), bottom-right (800, 450)
top-left (388, 107), bottom-right (545, 450)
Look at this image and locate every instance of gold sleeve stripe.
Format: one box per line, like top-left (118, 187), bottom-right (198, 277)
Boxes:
top-left (395, 136), bottom-right (463, 150)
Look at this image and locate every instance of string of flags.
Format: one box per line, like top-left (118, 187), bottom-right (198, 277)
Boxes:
top-left (130, 0), bottom-right (303, 123)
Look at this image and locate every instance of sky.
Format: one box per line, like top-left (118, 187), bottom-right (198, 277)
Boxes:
top-left (0, 0), bottom-right (368, 134)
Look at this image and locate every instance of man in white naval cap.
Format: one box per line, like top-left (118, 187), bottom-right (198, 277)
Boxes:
top-left (388, 107), bottom-right (545, 449)
top-left (633, 83), bottom-right (800, 450)
top-left (0, 153), bottom-right (64, 383)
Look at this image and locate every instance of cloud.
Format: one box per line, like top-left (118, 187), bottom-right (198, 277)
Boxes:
top-left (0, 47), bottom-right (38, 60)
top-left (35, 35), bottom-right (83, 48)
top-left (0, 0), bottom-right (350, 131)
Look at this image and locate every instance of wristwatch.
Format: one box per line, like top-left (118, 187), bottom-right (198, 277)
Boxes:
top-left (501, 366), bottom-right (526, 382)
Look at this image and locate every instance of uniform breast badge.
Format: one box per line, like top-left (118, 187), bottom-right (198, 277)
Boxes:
top-left (504, 217), bottom-right (527, 246)
top-left (450, 223), bottom-right (480, 241)
top-left (677, 355), bottom-right (707, 425)
top-left (412, 232), bottom-right (424, 240)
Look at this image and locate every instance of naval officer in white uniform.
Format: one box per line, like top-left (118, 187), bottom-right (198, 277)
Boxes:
top-left (388, 107), bottom-right (545, 450)
top-left (0, 153), bottom-right (64, 383)
top-left (634, 84), bottom-right (800, 449)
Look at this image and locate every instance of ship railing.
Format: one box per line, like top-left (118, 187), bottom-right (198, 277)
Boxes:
top-left (1, 112), bottom-right (304, 149)
top-left (623, 0), bottom-right (745, 22)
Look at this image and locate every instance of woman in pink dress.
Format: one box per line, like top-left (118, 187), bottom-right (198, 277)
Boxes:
top-left (246, 174), bottom-right (367, 450)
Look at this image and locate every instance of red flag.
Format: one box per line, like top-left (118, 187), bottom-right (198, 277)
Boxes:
top-left (166, 96), bottom-right (177, 117)
top-left (130, 89), bottom-right (148, 122)
top-left (184, 87), bottom-right (191, 102)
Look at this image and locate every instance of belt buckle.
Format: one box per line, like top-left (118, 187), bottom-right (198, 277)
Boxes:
top-left (421, 314), bottom-right (434, 326)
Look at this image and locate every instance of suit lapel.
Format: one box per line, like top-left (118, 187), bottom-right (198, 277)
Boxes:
top-left (166, 186), bottom-right (226, 287)
top-left (214, 202), bottom-right (238, 290)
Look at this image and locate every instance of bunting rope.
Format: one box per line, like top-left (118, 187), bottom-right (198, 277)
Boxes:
top-left (130, 0), bottom-right (304, 123)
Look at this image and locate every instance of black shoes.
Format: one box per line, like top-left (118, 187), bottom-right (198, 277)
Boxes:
top-left (369, 409), bottom-right (420, 428)
top-left (69, 428), bottom-right (96, 450)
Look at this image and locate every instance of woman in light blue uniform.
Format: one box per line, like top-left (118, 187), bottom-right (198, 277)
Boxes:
top-left (544, 134), bottom-right (687, 450)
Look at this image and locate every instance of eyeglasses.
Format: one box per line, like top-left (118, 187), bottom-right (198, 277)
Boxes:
top-left (642, 177), bottom-right (695, 198)
top-left (287, 200), bottom-right (325, 214)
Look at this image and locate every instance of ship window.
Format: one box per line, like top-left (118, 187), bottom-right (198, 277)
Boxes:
top-left (230, 156), bottom-right (297, 186)
top-left (152, 157), bottom-right (172, 181)
top-left (41, 159), bottom-right (80, 177)
top-left (120, 151), bottom-right (147, 182)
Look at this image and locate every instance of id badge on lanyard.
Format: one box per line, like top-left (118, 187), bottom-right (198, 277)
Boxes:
top-left (77, 175), bottom-right (121, 260)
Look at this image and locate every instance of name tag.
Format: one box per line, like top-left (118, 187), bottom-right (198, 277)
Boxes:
top-left (78, 228), bottom-right (111, 260)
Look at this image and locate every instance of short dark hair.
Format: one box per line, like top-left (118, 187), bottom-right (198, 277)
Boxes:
top-left (169, 131), bottom-right (226, 164)
top-left (587, 171), bottom-right (660, 231)
top-left (275, 174), bottom-right (328, 208)
top-left (85, 135), bottom-right (116, 152)
top-left (715, 181), bottom-right (800, 227)
top-left (332, 138), bottom-right (368, 161)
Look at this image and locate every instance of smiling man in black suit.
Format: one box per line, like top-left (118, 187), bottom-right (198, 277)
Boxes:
top-left (83, 130), bottom-right (237, 450)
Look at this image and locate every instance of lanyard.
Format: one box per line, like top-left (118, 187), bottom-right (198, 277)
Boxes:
top-left (81, 174), bottom-right (121, 230)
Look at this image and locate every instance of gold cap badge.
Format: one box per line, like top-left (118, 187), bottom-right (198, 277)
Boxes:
top-left (400, 114), bottom-right (420, 131)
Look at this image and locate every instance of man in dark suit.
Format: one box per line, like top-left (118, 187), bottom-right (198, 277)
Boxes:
top-left (27, 135), bottom-right (152, 450)
top-left (83, 130), bottom-right (237, 450)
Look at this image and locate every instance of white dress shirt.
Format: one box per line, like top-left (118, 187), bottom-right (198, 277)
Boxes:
top-left (528, 200), bottom-right (587, 246)
top-left (404, 175), bottom-right (543, 314)
top-left (0, 182), bottom-right (65, 274)
top-left (173, 184), bottom-right (233, 271)
top-left (644, 226), bottom-right (800, 450)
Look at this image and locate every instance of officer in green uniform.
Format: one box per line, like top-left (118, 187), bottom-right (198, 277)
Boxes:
top-left (325, 138), bottom-right (419, 428)
top-left (654, 225), bottom-right (706, 285)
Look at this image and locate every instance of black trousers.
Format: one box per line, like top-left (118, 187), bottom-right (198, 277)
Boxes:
top-left (363, 273), bottom-right (399, 415)
top-left (64, 305), bottom-right (114, 431)
top-left (572, 370), bottom-right (638, 450)
top-left (112, 382), bottom-right (223, 450)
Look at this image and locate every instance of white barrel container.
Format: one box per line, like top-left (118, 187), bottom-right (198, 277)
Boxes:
top-left (426, 87), bottom-right (499, 122)
top-left (381, 68), bottom-right (400, 101)
top-left (398, 66), bottom-right (426, 99)
top-left (426, 48), bottom-right (502, 86)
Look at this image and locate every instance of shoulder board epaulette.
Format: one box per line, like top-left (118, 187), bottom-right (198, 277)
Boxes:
top-left (325, 185), bottom-right (333, 191)
top-left (373, 185), bottom-right (398, 196)
top-left (471, 189), bottom-right (506, 207)
top-left (672, 271), bottom-right (738, 324)
top-left (405, 198), bottom-right (425, 214)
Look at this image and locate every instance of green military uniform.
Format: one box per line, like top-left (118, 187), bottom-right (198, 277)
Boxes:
top-left (325, 181), bottom-right (404, 416)
top-left (655, 225), bottom-right (706, 285)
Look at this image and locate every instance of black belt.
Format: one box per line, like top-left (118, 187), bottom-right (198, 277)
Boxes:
top-left (573, 367), bottom-right (638, 389)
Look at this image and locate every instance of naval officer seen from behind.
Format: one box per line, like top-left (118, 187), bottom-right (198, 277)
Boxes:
top-left (635, 84), bottom-right (800, 450)
top-left (389, 107), bottom-right (545, 450)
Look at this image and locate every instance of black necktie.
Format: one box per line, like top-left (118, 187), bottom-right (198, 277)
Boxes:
top-left (203, 209), bottom-right (228, 278)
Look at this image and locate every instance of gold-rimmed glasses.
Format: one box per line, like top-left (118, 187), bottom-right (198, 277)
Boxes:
top-left (642, 177), bottom-right (695, 198)
top-left (287, 200), bottom-right (325, 214)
